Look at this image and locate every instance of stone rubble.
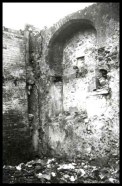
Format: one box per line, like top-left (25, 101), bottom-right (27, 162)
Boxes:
top-left (3, 156), bottom-right (119, 183)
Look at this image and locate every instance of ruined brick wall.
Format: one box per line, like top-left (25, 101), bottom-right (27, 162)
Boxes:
top-left (3, 28), bottom-right (33, 165)
top-left (37, 3), bottom-right (119, 160)
top-left (3, 3), bottom-right (119, 164)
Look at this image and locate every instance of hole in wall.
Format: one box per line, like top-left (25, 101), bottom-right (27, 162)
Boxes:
top-left (77, 56), bottom-right (85, 61)
top-left (13, 79), bottom-right (18, 86)
top-left (99, 69), bottom-right (107, 79)
top-left (52, 76), bottom-right (63, 83)
top-left (76, 56), bottom-right (85, 67)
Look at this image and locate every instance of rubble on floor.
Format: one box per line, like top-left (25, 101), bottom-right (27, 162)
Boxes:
top-left (3, 156), bottom-right (119, 183)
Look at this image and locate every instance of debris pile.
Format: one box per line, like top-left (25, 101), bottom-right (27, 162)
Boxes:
top-left (3, 156), bottom-right (119, 183)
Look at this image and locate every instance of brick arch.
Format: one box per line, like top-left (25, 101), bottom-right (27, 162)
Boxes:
top-left (49, 19), bottom-right (96, 47)
top-left (47, 19), bottom-right (97, 75)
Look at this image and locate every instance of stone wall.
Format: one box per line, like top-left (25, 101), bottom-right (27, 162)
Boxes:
top-left (63, 28), bottom-right (97, 112)
top-left (3, 27), bottom-right (33, 165)
top-left (38, 3), bottom-right (119, 160)
top-left (3, 3), bottom-right (120, 164)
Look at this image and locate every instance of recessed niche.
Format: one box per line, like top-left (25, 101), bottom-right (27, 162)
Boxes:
top-left (77, 56), bottom-right (85, 62)
top-left (13, 79), bottom-right (18, 86)
top-left (99, 69), bottom-right (107, 79)
top-left (52, 76), bottom-right (62, 83)
top-left (76, 56), bottom-right (85, 68)
top-left (95, 68), bottom-right (109, 92)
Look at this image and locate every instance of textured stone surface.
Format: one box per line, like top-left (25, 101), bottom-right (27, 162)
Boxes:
top-left (63, 28), bottom-right (97, 112)
top-left (39, 3), bottom-right (119, 160)
top-left (3, 29), bottom-right (33, 165)
top-left (3, 3), bottom-right (119, 164)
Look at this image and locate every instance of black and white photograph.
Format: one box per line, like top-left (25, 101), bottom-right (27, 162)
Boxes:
top-left (3, 2), bottom-right (120, 183)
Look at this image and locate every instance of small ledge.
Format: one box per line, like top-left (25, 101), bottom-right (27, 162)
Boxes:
top-left (87, 89), bottom-right (109, 97)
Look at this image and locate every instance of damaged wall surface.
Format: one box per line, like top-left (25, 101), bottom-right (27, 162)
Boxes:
top-left (3, 28), bottom-right (34, 165)
top-left (40, 2), bottom-right (119, 160)
top-left (3, 3), bottom-right (119, 164)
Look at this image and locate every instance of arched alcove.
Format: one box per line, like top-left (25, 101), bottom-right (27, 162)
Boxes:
top-left (47, 19), bottom-right (97, 117)
top-left (47, 19), bottom-right (97, 76)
